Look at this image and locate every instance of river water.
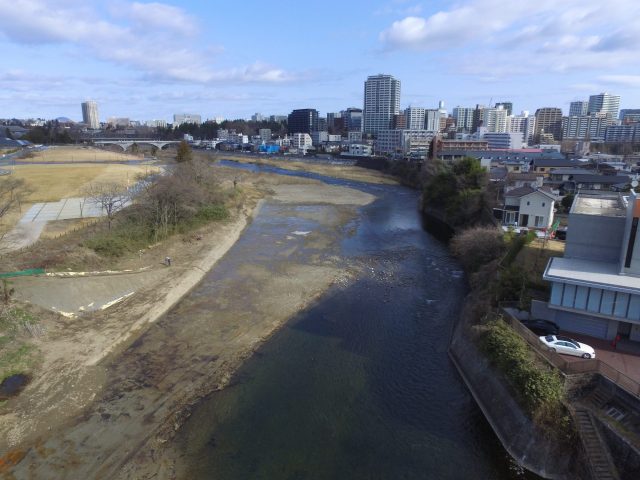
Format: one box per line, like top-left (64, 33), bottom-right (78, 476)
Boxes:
top-left (173, 161), bottom-right (538, 479)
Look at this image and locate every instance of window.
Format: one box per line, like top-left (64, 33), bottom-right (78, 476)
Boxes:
top-left (527, 201), bottom-right (530, 206)
top-left (542, 202), bottom-right (546, 207)
top-left (535, 215), bottom-right (545, 227)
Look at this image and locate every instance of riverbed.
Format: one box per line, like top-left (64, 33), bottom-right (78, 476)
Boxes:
top-left (170, 161), bottom-right (538, 479)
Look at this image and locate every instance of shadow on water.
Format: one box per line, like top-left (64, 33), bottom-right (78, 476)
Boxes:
top-left (173, 161), bottom-right (540, 479)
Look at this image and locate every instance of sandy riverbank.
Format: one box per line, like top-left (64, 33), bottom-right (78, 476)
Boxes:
top-left (1, 167), bottom-right (378, 478)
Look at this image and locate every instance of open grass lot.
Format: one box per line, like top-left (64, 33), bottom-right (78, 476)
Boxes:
top-left (517, 239), bottom-right (565, 284)
top-left (20, 146), bottom-right (142, 163)
top-left (6, 163), bottom-right (159, 203)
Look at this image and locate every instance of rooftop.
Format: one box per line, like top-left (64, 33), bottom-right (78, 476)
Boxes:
top-left (544, 257), bottom-right (640, 295)
top-left (571, 193), bottom-right (627, 217)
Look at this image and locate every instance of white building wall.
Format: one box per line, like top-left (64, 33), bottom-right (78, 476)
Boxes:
top-left (518, 192), bottom-right (555, 228)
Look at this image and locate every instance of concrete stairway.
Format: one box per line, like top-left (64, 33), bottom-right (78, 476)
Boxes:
top-left (574, 408), bottom-right (620, 480)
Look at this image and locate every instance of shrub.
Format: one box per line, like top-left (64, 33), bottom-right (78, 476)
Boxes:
top-left (195, 204), bottom-right (228, 222)
top-left (481, 318), bottom-right (565, 414)
top-left (450, 226), bottom-right (505, 272)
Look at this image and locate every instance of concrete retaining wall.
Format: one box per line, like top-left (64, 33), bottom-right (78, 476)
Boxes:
top-left (449, 327), bottom-right (576, 479)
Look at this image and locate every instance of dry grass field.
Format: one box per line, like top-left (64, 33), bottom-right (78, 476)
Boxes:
top-left (20, 146), bottom-right (141, 163)
top-left (7, 163), bottom-right (159, 203)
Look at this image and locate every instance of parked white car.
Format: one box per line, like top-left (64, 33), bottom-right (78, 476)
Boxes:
top-left (539, 335), bottom-right (596, 359)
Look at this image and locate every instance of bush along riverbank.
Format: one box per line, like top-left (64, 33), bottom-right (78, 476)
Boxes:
top-left (416, 157), bottom-right (587, 477)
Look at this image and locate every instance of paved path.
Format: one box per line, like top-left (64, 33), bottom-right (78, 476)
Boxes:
top-left (0, 197), bottom-right (114, 252)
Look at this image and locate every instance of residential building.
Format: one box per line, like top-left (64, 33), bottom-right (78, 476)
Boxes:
top-left (259, 128), bottom-right (272, 142)
top-left (348, 131), bottom-right (363, 143)
top-left (393, 113), bottom-right (407, 130)
top-left (605, 124), bottom-right (640, 143)
top-left (363, 74), bottom-right (401, 136)
top-left (452, 106), bottom-right (474, 132)
top-left (533, 191), bottom-right (640, 341)
top-left (569, 101), bottom-right (589, 117)
top-left (173, 114), bottom-right (202, 126)
top-left (562, 113), bottom-right (615, 141)
top-left (145, 119), bottom-right (167, 128)
top-left (530, 157), bottom-right (579, 175)
top-left (480, 106), bottom-right (508, 133)
top-left (494, 102), bottom-right (513, 116)
top-left (483, 132), bottom-right (524, 149)
top-left (547, 169), bottom-right (630, 194)
top-left (81, 100), bottom-right (99, 129)
top-left (291, 133), bottom-right (313, 151)
top-left (588, 93), bottom-right (621, 118)
top-left (507, 111), bottom-right (536, 145)
top-left (346, 144), bottom-right (373, 156)
top-left (425, 109), bottom-right (441, 132)
top-left (288, 109), bottom-right (319, 134)
top-left (375, 129), bottom-right (433, 156)
top-left (405, 107), bottom-right (426, 130)
top-left (311, 131), bottom-right (329, 146)
top-left (534, 108), bottom-right (563, 141)
top-left (502, 186), bottom-right (557, 228)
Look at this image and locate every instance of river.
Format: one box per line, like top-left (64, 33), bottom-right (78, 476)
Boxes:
top-left (170, 160), bottom-right (538, 479)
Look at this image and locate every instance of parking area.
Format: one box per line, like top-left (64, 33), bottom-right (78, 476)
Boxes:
top-left (561, 331), bottom-right (640, 384)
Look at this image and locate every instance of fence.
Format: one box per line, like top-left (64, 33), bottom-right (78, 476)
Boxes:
top-left (500, 307), bottom-right (640, 398)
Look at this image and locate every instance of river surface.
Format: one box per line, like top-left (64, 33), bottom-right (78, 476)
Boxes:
top-left (173, 160), bottom-right (538, 479)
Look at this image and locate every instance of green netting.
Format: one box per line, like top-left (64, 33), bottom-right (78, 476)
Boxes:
top-left (0, 268), bottom-right (45, 278)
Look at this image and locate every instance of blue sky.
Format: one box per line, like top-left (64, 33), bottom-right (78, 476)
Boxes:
top-left (1, 0), bottom-right (640, 122)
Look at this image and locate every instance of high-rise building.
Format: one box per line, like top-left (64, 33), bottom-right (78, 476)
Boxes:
top-left (393, 113), bottom-right (407, 129)
top-left (173, 114), bottom-right (202, 126)
top-left (480, 106), bottom-right (508, 133)
top-left (534, 107), bottom-right (563, 141)
top-left (494, 102), bottom-right (513, 116)
top-left (342, 108), bottom-right (363, 132)
top-left (506, 111), bottom-right (536, 145)
top-left (569, 101), bottom-right (588, 117)
top-left (288, 108), bottom-right (319, 134)
top-left (81, 100), bottom-right (99, 129)
top-left (405, 107), bottom-right (426, 130)
top-left (588, 93), bottom-right (621, 118)
top-left (363, 74), bottom-right (401, 136)
top-left (425, 109), bottom-right (441, 132)
top-left (452, 106), bottom-right (474, 132)
top-left (562, 113), bottom-right (615, 140)
top-left (619, 109), bottom-right (640, 122)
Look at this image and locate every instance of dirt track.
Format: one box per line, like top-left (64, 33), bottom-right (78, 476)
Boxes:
top-left (1, 171), bottom-right (376, 478)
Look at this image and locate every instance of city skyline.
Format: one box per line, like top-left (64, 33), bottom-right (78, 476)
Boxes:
top-left (1, 0), bottom-right (640, 121)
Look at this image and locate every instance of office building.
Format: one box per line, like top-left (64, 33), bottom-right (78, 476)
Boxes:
top-left (343, 108), bottom-right (363, 132)
top-left (288, 109), bottom-right (319, 134)
top-left (81, 100), bottom-right (99, 129)
top-left (483, 132), bottom-right (524, 149)
top-left (173, 114), bottom-right (202, 126)
top-left (569, 101), bottom-right (589, 117)
top-left (146, 119), bottom-right (167, 128)
top-left (363, 74), bottom-right (401, 136)
top-left (620, 109), bottom-right (640, 123)
top-left (259, 128), bottom-right (272, 142)
top-left (588, 93), bottom-right (621, 118)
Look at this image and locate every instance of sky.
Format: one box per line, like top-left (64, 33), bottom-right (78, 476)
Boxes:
top-left (2, 0), bottom-right (640, 122)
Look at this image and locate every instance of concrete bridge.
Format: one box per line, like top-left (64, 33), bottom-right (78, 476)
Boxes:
top-left (93, 139), bottom-right (180, 151)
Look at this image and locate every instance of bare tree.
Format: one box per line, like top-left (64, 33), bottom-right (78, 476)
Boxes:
top-left (83, 182), bottom-right (130, 230)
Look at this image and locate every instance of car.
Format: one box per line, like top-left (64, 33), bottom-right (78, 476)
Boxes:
top-left (520, 319), bottom-right (559, 336)
top-left (539, 335), bottom-right (596, 359)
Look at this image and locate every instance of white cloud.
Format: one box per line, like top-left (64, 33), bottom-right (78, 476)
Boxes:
top-left (378, 0), bottom-right (640, 76)
top-left (598, 75), bottom-right (640, 88)
top-left (0, 0), bottom-right (296, 84)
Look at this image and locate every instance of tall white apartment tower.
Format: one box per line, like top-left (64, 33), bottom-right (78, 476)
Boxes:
top-left (588, 93), bottom-right (621, 118)
top-left (81, 100), bottom-right (99, 129)
top-left (363, 74), bottom-right (401, 136)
